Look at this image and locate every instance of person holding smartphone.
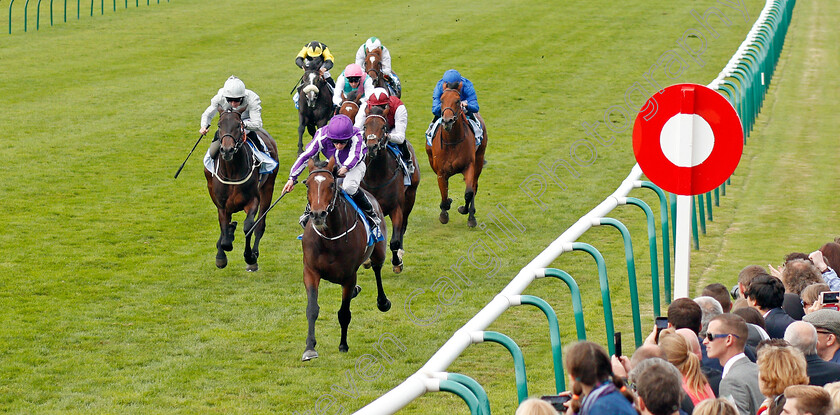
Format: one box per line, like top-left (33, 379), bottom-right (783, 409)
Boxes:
top-left (563, 341), bottom-right (636, 415)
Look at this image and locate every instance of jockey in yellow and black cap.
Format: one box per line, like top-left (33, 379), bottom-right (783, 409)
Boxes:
top-left (295, 41), bottom-right (336, 88)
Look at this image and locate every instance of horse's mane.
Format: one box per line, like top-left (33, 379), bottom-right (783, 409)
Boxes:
top-left (344, 90), bottom-right (358, 102)
top-left (312, 159), bottom-right (330, 169)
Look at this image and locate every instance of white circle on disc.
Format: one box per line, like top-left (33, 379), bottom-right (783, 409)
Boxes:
top-left (659, 113), bottom-right (715, 168)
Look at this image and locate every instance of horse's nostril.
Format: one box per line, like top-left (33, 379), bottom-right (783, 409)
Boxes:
top-left (319, 211), bottom-right (327, 218)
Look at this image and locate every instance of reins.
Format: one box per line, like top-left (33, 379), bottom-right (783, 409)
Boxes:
top-left (212, 114), bottom-right (259, 185)
top-left (306, 169), bottom-right (360, 241)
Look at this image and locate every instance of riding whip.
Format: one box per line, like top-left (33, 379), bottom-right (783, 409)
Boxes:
top-left (244, 189), bottom-right (289, 238)
top-left (174, 133), bottom-right (205, 179)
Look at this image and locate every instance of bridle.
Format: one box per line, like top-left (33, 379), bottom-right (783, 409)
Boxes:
top-left (301, 70), bottom-right (324, 108)
top-left (362, 113), bottom-right (402, 190)
top-left (439, 89), bottom-right (466, 147)
top-left (212, 110), bottom-right (259, 185)
top-left (364, 113), bottom-right (389, 154)
top-left (304, 168), bottom-right (359, 240)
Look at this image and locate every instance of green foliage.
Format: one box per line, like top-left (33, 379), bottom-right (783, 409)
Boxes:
top-left (5, 0), bottom-right (835, 413)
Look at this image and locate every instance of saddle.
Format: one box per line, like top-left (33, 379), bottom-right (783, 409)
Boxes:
top-left (424, 115), bottom-right (484, 148)
top-left (386, 144), bottom-right (413, 186)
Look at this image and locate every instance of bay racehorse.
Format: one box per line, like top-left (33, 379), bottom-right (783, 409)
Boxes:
top-left (426, 86), bottom-right (487, 227)
top-left (300, 157), bottom-right (391, 361)
top-left (297, 67), bottom-right (333, 154)
top-left (337, 90), bottom-right (361, 122)
top-left (364, 49), bottom-right (400, 98)
top-left (205, 109), bottom-right (278, 270)
top-left (361, 105), bottom-right (420, 273)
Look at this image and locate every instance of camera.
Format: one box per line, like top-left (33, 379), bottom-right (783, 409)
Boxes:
top-left (541, 394), bottom-right (572, 410)
top-left (821, 291), bottom-right (840, 310)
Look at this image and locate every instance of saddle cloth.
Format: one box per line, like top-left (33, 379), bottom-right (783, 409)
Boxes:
top-left (341, 191), bottom-right (384, 246)
top-left (386, 143), bottom-right (413, 186)
top-left (424, 116), bottom-right (483, 148)
top-left (204, 137), bottom-right (278, 176)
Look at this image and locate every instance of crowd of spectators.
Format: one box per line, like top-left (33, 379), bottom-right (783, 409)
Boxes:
top-left (516, 242), bottom-right (840, 415)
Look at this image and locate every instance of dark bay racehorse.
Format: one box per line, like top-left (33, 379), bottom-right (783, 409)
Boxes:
top-left (205, 109), bottom-right (278, 270)
top-left (300, 157), bottom-right (391, 361)
top-left (426, 86), bottom-right (487, 227)
top-left (297, 67), bottom-right (333, 154)
top-left (363, 49), bottom-right (401, 98)
top-left (361, 106), bottom-right (420, 273)
top-left (337, 90), bottom-right (361, 121)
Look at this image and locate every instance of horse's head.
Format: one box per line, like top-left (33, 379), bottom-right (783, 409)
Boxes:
top-left (300, 69), bottom-right (324, 109)
top-left (304, 157), bottom-right (338, 229)
top-left (364, 50), bottom-right (382, 84)
top-left (363, 105), bottom-right (389, 157)
top-left (217, 109), bottom-right (246, 161)
top-left (440, 84), bottom-right (463, 131)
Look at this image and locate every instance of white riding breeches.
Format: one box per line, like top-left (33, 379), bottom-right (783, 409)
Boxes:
top-left (339, 161), bottom-right (366, 195)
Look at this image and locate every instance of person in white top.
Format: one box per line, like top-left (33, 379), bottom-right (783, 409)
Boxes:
top-left (199, 76), bottom-right (275, 171)
top-left (354, 37), bottom-right (401, 96)
top-left (354, 88), bottom-right (413, 173)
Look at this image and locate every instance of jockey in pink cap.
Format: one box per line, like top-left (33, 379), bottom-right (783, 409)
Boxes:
top-left (333, 63), bottom-right (374, 108)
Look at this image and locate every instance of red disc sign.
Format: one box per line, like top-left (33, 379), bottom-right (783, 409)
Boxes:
top-left (632, 83), bottom-right (743, 196)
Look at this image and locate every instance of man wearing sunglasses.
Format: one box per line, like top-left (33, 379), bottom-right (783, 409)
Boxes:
top-left (199, 76), bottom-right (275, 171)
top-left (704, 314), bottom-right (762, 415)
top-left (332, 63), bottom-right (374, 108)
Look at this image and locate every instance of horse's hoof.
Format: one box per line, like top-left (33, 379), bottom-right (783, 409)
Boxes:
top-left (393, 264), bottom-right (403, 274)
top-left (458, 205), bottom-right (468, 215)
top-left (362, 258), bottom-right (372, 269)
top-left (378, 299), bottom-right (392, 312)
top-left (302, 349), bottom-right (319, 361)
top-left (339, 344), bottom-right (349, 353)
top-left (468, 218), bottom-right (478, 228)
top-left (352, 285), bottom-right (362, 299)
top-left (246, 263), bottom-right (258, 272)
top-left (439, 211), bottom-right (449, 224)
top-left (216, 257), bottom-right (228, 269)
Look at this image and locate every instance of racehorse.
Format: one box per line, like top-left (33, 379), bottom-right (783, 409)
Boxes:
top-left (426, 86), bottom-right (487, 227)
top-left (300, 157), bottom-right (391, 361)
top-left (297, 67), bottom-right (333, 154)
top-left (337, 90), bottom-right (361, 122)
top-left (364, 49), bottom-right (400, 98)
top-left (205, 109), bottom-right (278, 271)
top-left (361, 105), bottom-right (420, 273)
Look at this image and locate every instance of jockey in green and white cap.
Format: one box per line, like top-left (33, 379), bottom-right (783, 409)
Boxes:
top-left (354, 37), bottom-right (401, 95)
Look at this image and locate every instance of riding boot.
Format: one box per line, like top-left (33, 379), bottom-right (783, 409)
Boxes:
top-left (208, 131), bottom-right (221, 159)
top-left (299, 204), bottom-right (311, 229)
top-left (351, 191), bottom-right (380, 226)
top-left (397, 141), bottom-right (414, 175)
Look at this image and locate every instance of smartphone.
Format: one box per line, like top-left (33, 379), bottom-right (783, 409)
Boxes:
top-left (614, 332), bottom-right (622, 358)
top-left (655, 316), bottom-right (669, 340)
top-left (541, 394), bottom-right (572, 411)
top-left (821, 291), bottom-right (840, 310)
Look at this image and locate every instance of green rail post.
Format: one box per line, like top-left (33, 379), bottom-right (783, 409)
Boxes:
top-left (519, 294), bottom-right (565, 392)
top-left (571, 242), bottom-right (616, 356)
top-left (49, 0), bottom-right (53, 26)
top-left (669, 192), bottom-right (677, 249)
top-left (24, 0), bottom-right (30, 31)
top-left (438, 380), bottom-right (481, 415)
top-left (705, 192), bottom-right (713, 221)
top-left (714, 187), bottom-right (720, 207)
top-left (691, 196), bottom-right (700, 249)
top-left (447, 373), bottom-right (491, 415)
top-left (598, 218), bottom-right (643, 347)
top-left (640, 181), bottom-right (672, 303)
top-left (9, 0), bottom-right (16, 33)
top-left (76, 0), bottom-right (79, 19)
top-left (696, 194), bottom-right (706, 235)
top-left (542, 268), bottom-right (586, 340)
top-left (89, 0), bottom-right (92, 16)
top-left (482, 331), bottom-right (529, 404)
top-left (36, 0), bottom-right (42, 29)
top-left (624, 197), bottom-right (661, 317)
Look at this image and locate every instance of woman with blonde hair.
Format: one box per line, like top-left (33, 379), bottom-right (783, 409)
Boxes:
top-left (657, 328), bottom-right (714, 404)
top-left (515, 397), bottom-right (560, 415)
top-left (755, 344), bottom-right (809, 415)
top-left (692, 398), bottom-right (739, 415)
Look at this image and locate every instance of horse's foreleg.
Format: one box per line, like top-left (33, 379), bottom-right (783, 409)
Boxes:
top-left (337, 281), bottom-right (357, 353)
top-left (216, 209), bottom-right (234, 268)
top-left (437, 175), bottom-right (452, 224)
top-left (460, 165), bottom-right (478, 228)
top-left (302, 271), bottom-right (320, 361)
top-left (389, 208), bottom-right (405, 274)
top-left (242, 198), bottom-right (261, 271)
top-left (297, 117), bottom-right (306, 155)
top-left (249, 184), bottom-right (275, 271)
top-left (372, 241), bottom-right (391, 312)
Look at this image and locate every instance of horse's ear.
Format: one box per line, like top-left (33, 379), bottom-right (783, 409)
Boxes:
top-left (326, 156), bottom-right (336, 172)
top-left (307, 158), bottom-right (316, 171)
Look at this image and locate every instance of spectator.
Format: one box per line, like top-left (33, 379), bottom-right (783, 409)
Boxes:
top-left (611, 344), bottom-right (663, 379)
top-left (746, 274), bottom-right (796, 339)
top-left (738, 265), bottom-right (769, 299)
top-left (703, 283), bottom-right (733, 313)
top-left (784, 321), bottom-right (840, 386)
top-left (782, 259), bottom-right (824, 319)
top-left (669, 298), bottom-right (703, 334)
top-left (733, 307), bottom-right (771, 350)
top-left (755, 344), bottom-right (809, 414)
top-left (814, 246), bottom-right (840, 291)
top-left (694, 296), bottom-right (724, 337)
top-left (658, 328), bottom-right (715, 405)
top-left (803, 309), bottom-right (840, 363)
top-left (563, 341), bottom-right (636, 415)
top-left (631, 358), bottom-right (684, 415)
top-left (704, 314), bottom-right (763, 415)
top-left (823, 381), bottom-right (840, 411)
top-left (731, 298), bottom-right (749, 311)
top-left (692, 398), bottom-right (739, 415)
top-left (781, 385), bottom-right (832, 415)
top-left (516, 398), bottom-right (559, 415)
top-left (801, 284), bottom-right (831, 314)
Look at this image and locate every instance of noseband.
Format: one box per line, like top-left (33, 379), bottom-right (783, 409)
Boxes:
top-left (306, 169), bottom-right (340, 215)
top-left (364, 114), bottom-right (389, 153)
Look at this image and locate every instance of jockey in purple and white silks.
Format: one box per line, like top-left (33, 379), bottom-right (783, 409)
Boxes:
top-left (283, 115), bottom-right (379, 227)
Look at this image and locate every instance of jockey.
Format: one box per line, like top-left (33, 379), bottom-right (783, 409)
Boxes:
top-left (283, 115), bottom-right (380, 228)
top-left (432, 69), bottom-right (479, 121)
top-left (354, 88), bottom-right (414, 174)
top-left (332, 63), bottom-right (375, 108)
top-left (354, 37), bottom-right (401, 96)
top-left (294, 41), bottom-right (335, 108)
top-left (199, 75), bottom-right (277, 173)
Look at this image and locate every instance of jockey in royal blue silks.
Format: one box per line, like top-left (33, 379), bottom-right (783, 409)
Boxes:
top-left (282, 114), bottom-right (380, 228)
top-left (426, 69), bottom-right (483, 144)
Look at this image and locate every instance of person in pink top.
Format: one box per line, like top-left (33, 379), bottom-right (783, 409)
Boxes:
top-left (659, 328), bottom-right (716, 405)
